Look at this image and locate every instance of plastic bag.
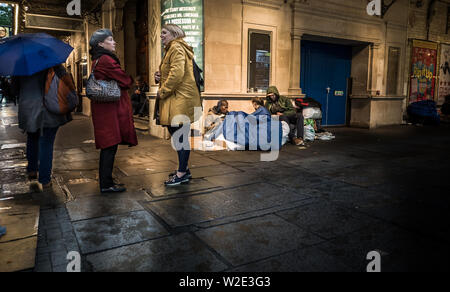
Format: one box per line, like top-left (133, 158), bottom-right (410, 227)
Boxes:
top-left (303, 107), bottom-right (322, 119)
top-left (304, 124), bottom-right (316, 142)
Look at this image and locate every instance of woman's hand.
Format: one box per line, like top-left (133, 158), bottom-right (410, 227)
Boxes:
top-left (154, 71), bottom-right (161, 84)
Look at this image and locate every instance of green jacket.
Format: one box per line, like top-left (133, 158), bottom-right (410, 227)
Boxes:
top-left (264, 86), bottom-right (296, 117)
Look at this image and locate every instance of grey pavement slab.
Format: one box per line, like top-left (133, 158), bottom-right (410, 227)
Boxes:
top-left (316, 222), bottom-right (450, 272)
top-left (0, 168), bottom-right (29, 186)
top-left (85, 233), bottom-right (228, 272)
top-left (118, 160), bottom-right (178, 176)
top-left (73, 210), bottom-right (169, 254)
top-left (195, 215), bottom-right (324, 267)
top-left (190, 164), bottom-right (242, 179)
top-left (276, 201), bottom-right (380, 240)
top-left (232, 246), bottom-right (354, 272)
top-left (0, 159), bottom-right (27, 169)
top-left (119, 172), bottom-right (221, 197)
top-left (144, 183), bottom-right (309, 228)
top-left (66, 193), bottom-right (147, 221)
top-left (0, 237), bottom-right (38, 272)
top-left (204, 172), bottom-right (265, 188)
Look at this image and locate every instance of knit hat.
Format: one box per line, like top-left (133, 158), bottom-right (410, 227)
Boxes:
top-left (89, 29), bottom-right (113, 48)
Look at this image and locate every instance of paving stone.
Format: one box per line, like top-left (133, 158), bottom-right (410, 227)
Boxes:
top-left (118, 160), bottom-right (178, 176)
top-left (73, 210), bottom-right (169, 254)
top-left (0, 160), bottom-right (28, 169)
top-left (144, 183), bottom-right (309, 228)
top-left (315, 222), bottom-right (442, 271)
top-left (0, 199), bottom-right (40, 243)
top-left (85, 233), bottom-right (228, 272)
top-left (0, 237), bottom-right (37, 272)
top-left (195, 215), bottom-right (324, 267)
top-left (276, 201), bottom-right (380, 240)
top-left (118, 172), bottom-right (221, 197)
top-left (190, 164), bottom-right (242, 179)
top-left (232, 246), bottom-right (354, 272)
top-left (66, 194), bottom-right (145, 222)
top-left (65, 181), bottom-right (100, 198)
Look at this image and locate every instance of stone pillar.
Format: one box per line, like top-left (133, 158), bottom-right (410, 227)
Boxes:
top-left (289, 33), bottom-right (303, 95)
top-left (148, 0), bottom-right (162, 94)
top-left (148, 0), bottom-right (167, 138)
top-left (112, 0), bottom-right (127, 66)
top-left (368, 43), bottom-right (382, 96)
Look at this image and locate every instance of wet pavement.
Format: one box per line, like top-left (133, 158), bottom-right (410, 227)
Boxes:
top-left (0, 102), bottom-right (449, 272)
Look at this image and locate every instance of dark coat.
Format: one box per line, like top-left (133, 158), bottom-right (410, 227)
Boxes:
top-left (91, 55), bottom-right (138, 150)
top-left (16, 68), bottom-right (72, 133)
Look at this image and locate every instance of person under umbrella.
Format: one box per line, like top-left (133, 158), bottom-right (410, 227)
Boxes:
top-left (0, 33), bottom-right (75, 190)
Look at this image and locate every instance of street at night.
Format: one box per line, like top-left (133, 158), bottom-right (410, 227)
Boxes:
top-left (1, 0), bottom-right (450, 276)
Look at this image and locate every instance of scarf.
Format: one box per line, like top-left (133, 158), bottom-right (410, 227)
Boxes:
top-left (89, 46), bottom-right (121, 65)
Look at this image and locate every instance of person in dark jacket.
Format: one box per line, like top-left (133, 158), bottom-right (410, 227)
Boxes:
top-left (265, 86), bottom-right (304, 146)
top-left (14, 66), bottom-right (72, 189)
top-left (89, 29), bottom-right (138, 194)
top-left (131, 76), bottom-right (149, 117)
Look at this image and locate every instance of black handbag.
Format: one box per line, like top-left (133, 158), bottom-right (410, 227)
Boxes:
top-left (86, 60), bottom-right (121, 103)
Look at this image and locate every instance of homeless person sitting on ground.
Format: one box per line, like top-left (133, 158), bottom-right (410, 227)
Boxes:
top-left (204, 96), bottom-right (288, 151)
top-left (204, 99), bottom-right (229, 135)
top-left (265, 86), bottom-right (304, 146)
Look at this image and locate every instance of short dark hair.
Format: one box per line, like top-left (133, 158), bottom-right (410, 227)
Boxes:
top-left (252, 97), bottom-right (265, 106)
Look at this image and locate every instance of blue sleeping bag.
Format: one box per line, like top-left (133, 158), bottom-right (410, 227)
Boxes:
top-left (212, 110), bottom-right (283, 151)
top-left (407, 100), bottom-right (440, 125)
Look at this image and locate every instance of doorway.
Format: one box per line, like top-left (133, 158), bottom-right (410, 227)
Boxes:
top-left (301, 40), bottom-right (352, 126)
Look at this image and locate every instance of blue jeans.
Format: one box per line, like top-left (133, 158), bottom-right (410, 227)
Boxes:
top-left (26, 127), bottom-right (59, 185)
top-left (168, 125), bottom-right (191, 173)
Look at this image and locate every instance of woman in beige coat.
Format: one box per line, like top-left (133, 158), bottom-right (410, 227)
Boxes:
top-left (155, 24), bottom-right (202, 186)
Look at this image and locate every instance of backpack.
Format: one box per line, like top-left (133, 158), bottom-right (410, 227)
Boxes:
top-left (44, 66), bottom-right (78, 115)
top-left (295, 97), bottom-right (322, 110)
top-left (192, 59), bottom-right (204, 93)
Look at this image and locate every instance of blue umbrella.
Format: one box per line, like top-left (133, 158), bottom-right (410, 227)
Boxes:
top-left (0, 33), bottom-right (73, 76)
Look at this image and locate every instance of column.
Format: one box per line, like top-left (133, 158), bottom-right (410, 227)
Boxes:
top-left (289, 34), bottom-right (303, 95)
top-left (148, 0), bottom-right (162, 94)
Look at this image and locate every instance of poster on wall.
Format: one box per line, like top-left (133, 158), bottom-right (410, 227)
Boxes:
top-left (161, 0), bottom-right (204, 73)
top-left (438, 44), bottom-right (450, 106)
top-left (409, 40), bottom-right (438, 104)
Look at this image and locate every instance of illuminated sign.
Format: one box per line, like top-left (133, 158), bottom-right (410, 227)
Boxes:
top-left (161, 0), bottom-right (204, 72)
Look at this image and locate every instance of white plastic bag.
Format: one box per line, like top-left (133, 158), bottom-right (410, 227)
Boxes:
top-left (303, 107), bottom-right (322, 119)
top-left (304, 125), bottom-right (316, 142)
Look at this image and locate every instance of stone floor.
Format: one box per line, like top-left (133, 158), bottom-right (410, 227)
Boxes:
top-left (0, 102), bottom-right (449, 272)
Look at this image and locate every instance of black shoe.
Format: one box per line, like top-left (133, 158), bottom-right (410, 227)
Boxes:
top-left (164, 174), bottom-right (190, 187)
top-left (168, 169), bottom-right (192, 180)
top-left (101, 186), bottom-right (127, 193)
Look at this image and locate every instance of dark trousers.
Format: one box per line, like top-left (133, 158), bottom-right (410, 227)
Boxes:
top-left (99, 144), bottom-right (118, 189)
top-left (27, 127), bottom-right (59, 185)
top-left (168, 125), bottom-right (191, 173)
top-left (279, 112), bottom-right (304, 140)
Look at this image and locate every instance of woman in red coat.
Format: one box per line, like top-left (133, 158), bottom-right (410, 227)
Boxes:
top-left (89, 29), bottom-right (138, 193)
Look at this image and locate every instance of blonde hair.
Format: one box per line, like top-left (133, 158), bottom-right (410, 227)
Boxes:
top-left (162, 24), bottom-right (186, 39)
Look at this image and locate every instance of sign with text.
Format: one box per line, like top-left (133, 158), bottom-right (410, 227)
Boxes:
top-left (438, 44), bottom-right (450, 106)
top-left (161, 0), bottom-right (204, 72)
top-left (409, 40), bottom-right (438, 104)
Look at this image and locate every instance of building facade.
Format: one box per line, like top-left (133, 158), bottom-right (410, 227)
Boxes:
top-left (9, 0), bottom-right (450, 136)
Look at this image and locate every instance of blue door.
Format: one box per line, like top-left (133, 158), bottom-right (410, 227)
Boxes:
top-left (301, 40), bottom-right (352, 126)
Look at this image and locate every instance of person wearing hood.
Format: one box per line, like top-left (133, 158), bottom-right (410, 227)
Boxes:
top-left (154, 24), bottom-right (202, 187)
top-left (89, 29), bottom-right (138, 194)
top-left (265, 86), bottom-right (304, 146)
